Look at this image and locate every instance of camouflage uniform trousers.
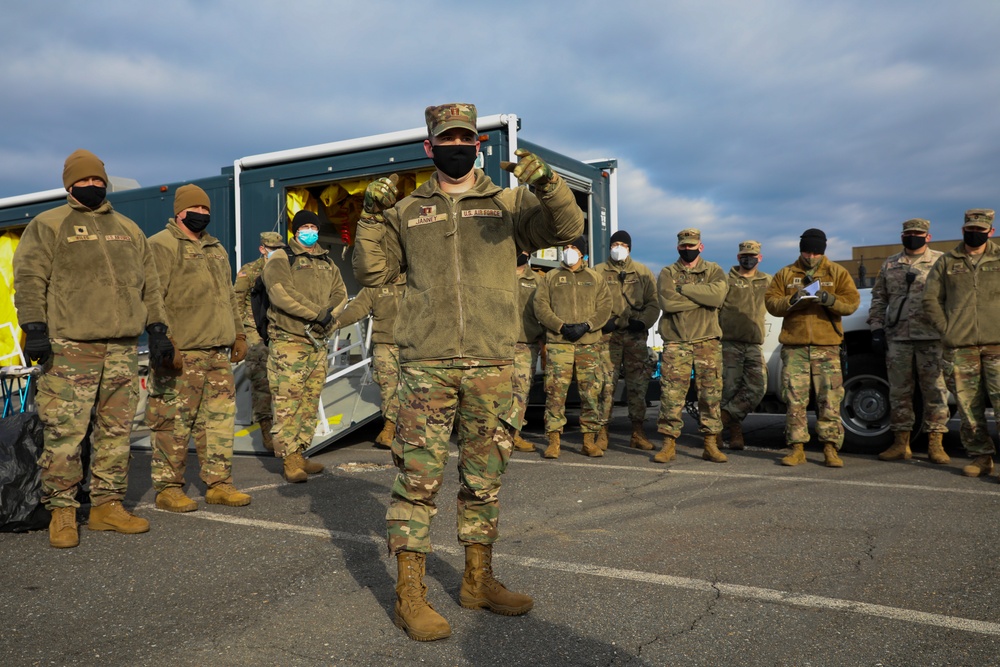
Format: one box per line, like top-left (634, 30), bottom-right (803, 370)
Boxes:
top-left (35, 337), bottom-right (139, 510)
top-left (512, 342), bottom-right (540, 426)
top-left (146, 348), bottom-right (236, 492)
top-left (544, 342), bottom-right (604, 434)
top-left (601, 329), bottom-right (651, 424)
top-left (244, 338), bottom-right (273, 425)
top-left (886, 339), bottom-right (949, 433)
top-left (781, 345), bottom-right (844, 448)
top-left (721, 341), bottom-right (767, 421)
top-left (371, 342), bottom-right (401, 424)
top-left (267, 331), bottom-right (328, 458)
top-left (386, 361), bottom-right (516, 555)
top-left (942, 345), bottom-right (1000, 455)
top-left (657, 339), bottom-right (723, 439)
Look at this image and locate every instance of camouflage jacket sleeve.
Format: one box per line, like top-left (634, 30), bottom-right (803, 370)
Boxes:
top-left (327, 264), bottom-right (349, 318)
top-left (677, 263), bottom-right (728, 309)
top-left (638, 265), bottom-right (661, 327)
top-left (532, 274), bottom-right (563, 333)
top-left (764, 268), bottom-right (794, 317)
top-left (867, 264), bottom-right (889, 329)
top-left (825, 264), bottom-right (860, 317)
top-left (143, 233), bottom-right (171, 327)
top-left (921, 258), bottom-right (947, 335)
top-left (229, 280), bottom-right (244, 337)
top-left (337, 288), bottom-right (375, 328)
top-left (262, 250), bottom-right (324, 321)
top-left (658, 267), bottom-right (699, 314)
top-left (353, 213), bottom-right (405, 288)
top-left (11, 217), bottom-right (55, 325)
top-left (503, 175), bottom-right (585, 254)
top-left (233, 261), bottom-right (256, 325)
top-left (588, 275), bottom-right (613, 332)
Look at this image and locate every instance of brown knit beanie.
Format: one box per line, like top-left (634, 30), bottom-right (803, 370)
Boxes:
top-left (62, 149), bottom-right (109, 190)
top-left (173, 184), bottom-right (211, 215)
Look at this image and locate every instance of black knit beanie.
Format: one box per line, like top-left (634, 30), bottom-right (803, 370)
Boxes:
top-left (291, 209), bottom-right (322, 234)
top-left (799, 228), bottom-right (827, 254)
top-left (609, 230), bottom-right (632, 250)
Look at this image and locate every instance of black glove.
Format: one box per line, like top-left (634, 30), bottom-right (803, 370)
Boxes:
top-left (146, 323), bottom-right (175, 370)
top-left (817, 290), bottom-right (836, 307)
top-left (315, 309), bottom-right (333, 329)
top-left (560, 323), bottom-right (590, 342)
top-left (22, 322), bottom-right (51, 365)
top-left (789, 289), bottom-right (809, 306)
top-left (601, 319), bottom-right (617, 334)
top-left (627, 319), bottom-right (647, 333)
top-left (871, 328), bottom-right (886, 356)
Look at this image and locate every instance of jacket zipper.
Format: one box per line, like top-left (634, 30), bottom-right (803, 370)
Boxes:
top-left (450, 199), bottom-right (465, 357)
top-left (93, 212), bottom-right (122, 335)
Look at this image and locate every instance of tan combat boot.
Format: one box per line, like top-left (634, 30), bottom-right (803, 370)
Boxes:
top-left (375, 419), bottom-right (395, 449)
top-left (49, 506), bottom-right (78, 549)
top-left (702, 434), bottom-right (728, 463)
top-left (823, 443), bottom-right (844, 468)
top-left (301, 456), bottom-right (324, 475)
top-left (88, 501), bottom-right (150, 534)
top-left (963, 454), bottom-right (994, 478)
top-left (581, 432), bottom-right (605, 457)
top-left (205, 483), bottom-right (251, 507)
top-left (283, 452), bottom-right (308, 483)
top-left (927, 432), bottom-right (950, 465)
top-left (259, 417), bottom-right (274, 452)
top-left (595, 425), bottom-right (609, 451)
top-left (512, 432), bottom-right (535, 452)
top-left (878, 431), bottom-right (911, 461)
top-left (459, 543), bottom-right (534, 616)
top-left (781, 443), bottom-right (807, 466)
top-left (729, 419), bottom-right (745, 450)
top-left (653, 436), bottom-right (676, 463)
top-left (543, 432), bottom-right (561, 459)
top-left (155, 487), bottom-right (198, 513)
top-left (394, 551), bottom-right (451, 642)
top-left (629, 421), bottom-right (654, 450)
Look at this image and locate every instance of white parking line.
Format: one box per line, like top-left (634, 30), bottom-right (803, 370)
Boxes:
top-left (159, 507), bottom-right (1000, 637)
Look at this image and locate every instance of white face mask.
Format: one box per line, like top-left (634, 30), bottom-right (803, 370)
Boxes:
top-left (562, 248), bottom-right (581, 267)
top-left (610, 246), bottom-right (629, 262)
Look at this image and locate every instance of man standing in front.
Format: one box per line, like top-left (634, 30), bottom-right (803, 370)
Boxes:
top-left (13, 149), bottom-right (173, 548)
top-left (146, 184), bottom-right (251, 512)
top-left (765, 228), bottom-right (860, 467)
top-left (868, 219), bottom-right (950, 464)
top-left (923, 209), bottom-right (1000, 478)
top-left (653, 228), bottom-right (729, 464)
top-left (353, 103), bottom-right (583, 641)
top-left (234, 231), bottom-right (286, 452)
top-left (719, 240), bottom-right (771, 450)
top-left (594, 230), bottom-right (660, 451)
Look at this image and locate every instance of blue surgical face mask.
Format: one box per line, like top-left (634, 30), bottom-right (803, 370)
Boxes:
top-left (267, 249), bottom-right (278, 259)
top-left (297, 229), bottom-right (319, 247)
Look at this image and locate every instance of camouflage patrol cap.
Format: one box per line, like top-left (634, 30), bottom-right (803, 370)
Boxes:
top-left (963, 209), bottom-right (995, 229)
top-left (425, 103), bottom-right (477, 137)
top-left (677, 228), bottom-right (701, 245)
top-left (738, 240), bottom-right (761, 255)
top-left (901, 218), bottom-right (930, 233)
top-left (259, 231), bottom-right (284, 247)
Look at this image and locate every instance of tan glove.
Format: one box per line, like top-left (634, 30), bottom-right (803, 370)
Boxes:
top-left (363, 174), bottom-right (400, 216)
top-left (230, 333), bottom-right (248, 363)
top-left (501, 149), bottom-right (555, 191)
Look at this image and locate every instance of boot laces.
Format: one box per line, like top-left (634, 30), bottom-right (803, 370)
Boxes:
top-left (55, 508), bottom-right (75, 531)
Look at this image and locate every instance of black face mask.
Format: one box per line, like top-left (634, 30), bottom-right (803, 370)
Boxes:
top-left (71, 185), bottom-right (106, 210)
top-left (183, 212), bottom-right (211, 233)
top-left (432, 144), bottom-right (477, 179)
top-left (679, 248), bottom-right (700, 263)
top-left (964, 229), bottom-right (990, 249)
top-left (901, 235), bottom-right (926, 251)
top-left (738, 256), bottom-right (759, 270)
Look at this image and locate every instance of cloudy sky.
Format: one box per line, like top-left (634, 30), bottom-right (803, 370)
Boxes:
top-left (3, 0), bottom-right (998, 273)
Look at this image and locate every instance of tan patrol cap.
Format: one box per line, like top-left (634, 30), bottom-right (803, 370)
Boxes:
top-left (677, 228), bottom-right (701, 245)
top-left (425, 103), bottom-right (477, 136)
top-left (738, 240), bottom-right (761, 255)
top-left (964, 209), bottom-right (995, 229)
top-left (259, 231), bottom-right (284, 247)
top-left (901, 218), bottom-right (930, 232)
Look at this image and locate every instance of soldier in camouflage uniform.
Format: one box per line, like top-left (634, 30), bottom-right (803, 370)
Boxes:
top-left (719, 240), bottom-right (772, 450)
top-left (353, 103), bottom-right (583, 641)
top-left (868, 218), bottom-right (950, 464)
top-left (511, 253), bottom-right (544, 452)
top-left (335, 273), bottom-right (406, 449)
top-left (765, 229), bottom-right (860, 467)
top-left (654, 228), bottom-right (729, 464)
top-left (234, 231), bottom-right (286, 451)
top-left (146, 185), bottom-right (252, 512)
top-left (534, 236), bottom-right (613, 459)
top-left (923, 209), bottom-right (1000, 479)
top-left (13, 149), bottom-right (173, 548)
top-left (263, 209), bottom-right (347, 483)
top-left (594, 230), bottom-right (659, 451)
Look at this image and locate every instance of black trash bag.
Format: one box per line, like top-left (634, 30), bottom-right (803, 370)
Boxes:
top-left (0, 412), bottom-right (48, 533)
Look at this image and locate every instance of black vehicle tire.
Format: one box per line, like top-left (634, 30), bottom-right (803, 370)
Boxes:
top-left (841, 353), bottom-right (892, 450)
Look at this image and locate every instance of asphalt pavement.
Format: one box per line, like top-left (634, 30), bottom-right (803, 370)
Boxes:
top-left (2, 408), bottom-right (999, 666)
